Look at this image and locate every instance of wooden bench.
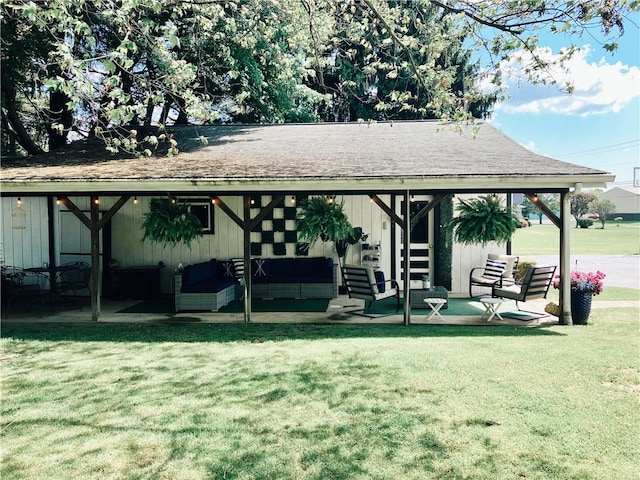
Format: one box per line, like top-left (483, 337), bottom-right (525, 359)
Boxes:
top-left (342, 265), bottom-right (399, 317)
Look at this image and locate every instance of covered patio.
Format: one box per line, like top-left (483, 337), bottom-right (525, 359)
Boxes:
top-left (1, 121), bottom-right (614, 325)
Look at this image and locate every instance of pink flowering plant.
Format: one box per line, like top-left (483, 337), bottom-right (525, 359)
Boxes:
top-left (553, 271), bottom-right (606, 295)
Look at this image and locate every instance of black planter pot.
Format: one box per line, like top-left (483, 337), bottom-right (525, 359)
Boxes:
top-left (571, 290), bottom-right (593, 325)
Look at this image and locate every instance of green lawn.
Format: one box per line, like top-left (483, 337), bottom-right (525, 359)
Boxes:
top-left (2, 310), bottom-right (639, 480)
top-left (512, 221), bottom-right (640, 255)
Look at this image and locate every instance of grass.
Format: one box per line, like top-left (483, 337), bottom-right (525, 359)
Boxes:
top-left (545, 286), bottom-right (639, 302)
top-left (512, 221), bottom-right (640, 255)
top-left (2, 310), bottom-right (639, 480)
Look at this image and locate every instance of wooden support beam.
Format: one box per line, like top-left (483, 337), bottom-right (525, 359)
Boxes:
top-left (243, 195), bottom-right (252, 324)
top-left (213, 196), bottom-right (243, 228)
top-left (58, 195), bottom-right (131, 321)
top-left (403, 190), bottom-right (411, 326)
top-left (410, 194), bottom-right (446, 231)
top-left (249, 195), bottom-right (285, 231)
top-left (90, 196), bottom-right (101, 321)
top-left (559, 192), bottom-right (572, 325)
top-left (526, 194), bottom-right (561, 228)
top-left (369, 194), bottom-right (404, 228)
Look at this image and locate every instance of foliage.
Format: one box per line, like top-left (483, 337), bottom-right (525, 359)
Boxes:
top-left (553, 270), bottom-right (606, 295)
top-left (512, 222), bottom-right (640, 255)
top-left (335, 227), bottom-right (368, 260)
top-left (520, 193), bottom-right (559, 224)
top-left (589, 198), bottom-right (617, 228)
top-left (140, 196), bottom-right (203, 248)
top-left (516, 259), bottom-right (538, 282)
top-left (2, 1), bottom-right (636, 156)
top-left (435, 194), bottom-right (453, 289)
top-left (296, 195), bottom-right (353, 246)
top-left (449, 195), bottom-right (520, 247)
top-left (578, 218), bottom-right (594, 228)
top-left (570, 192), bottom-right (598, 227)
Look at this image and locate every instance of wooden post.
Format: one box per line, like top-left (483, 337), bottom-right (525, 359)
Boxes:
top-left (559, 192), bottom-right (572, 325)
top-left (90, 195), bottom-right (101, 321)
top-left (403, 190), bottom-right (411, 326)
top-left (243, 195), bottom-right (252, 324)
top-left (59, 195), bottom-right (130, 321)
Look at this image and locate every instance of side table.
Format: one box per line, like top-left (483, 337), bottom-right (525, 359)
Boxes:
top-left (479, 297), bottom-right (506, 322)
top-left (424, 297), bottom-right (447, 321)
top-left (409, 286), bottom-right (448, 309)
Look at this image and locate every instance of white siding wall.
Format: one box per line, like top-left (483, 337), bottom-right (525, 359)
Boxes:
top-left (1, 197), bottom-right (49, 268)
top-left (2, 193), bottom-right (503, 295)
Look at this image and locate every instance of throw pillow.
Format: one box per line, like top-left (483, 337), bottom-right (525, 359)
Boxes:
top-left (374, 270), bottom-right (386, 293)
top-left (483, 259), bottom-right (507, 280)
top-left (488, 254), bottom-right (517, 279)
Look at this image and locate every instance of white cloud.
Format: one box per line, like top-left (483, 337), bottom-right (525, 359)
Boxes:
top-left (481, 45), bottom-right (640, 116)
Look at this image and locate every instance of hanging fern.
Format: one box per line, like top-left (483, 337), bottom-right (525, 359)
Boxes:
top-left (449, 195), bottom-right (519, 247)
top-left (296, 196), bottom-right (353, 246)
top-left (141, 196), bottom-right (203, 248)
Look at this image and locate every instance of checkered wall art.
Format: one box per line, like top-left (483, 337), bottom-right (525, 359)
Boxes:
top-left (250, 195), bottom-right (309, 256)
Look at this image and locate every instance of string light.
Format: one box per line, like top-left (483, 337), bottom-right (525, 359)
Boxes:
top-left (93, 197), bottom-right (100, 205)
top-left (16, 197), bottom-right (22, 207)
top-left (291, 196), bottom-right (296, 204)
top-left (133, 196), bottom-right (138, 205)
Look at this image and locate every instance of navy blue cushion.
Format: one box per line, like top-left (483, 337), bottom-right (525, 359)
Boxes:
top-left (182, 260), bottom-right (215, 286)
top-left (181, 277), bottom-right (235, 294)
top-left (374, 270), bottom-right (386, 293)
top-left (267, 258), bottom-right (298, 279)
top-left (296, 257), bottom-right (332, 280)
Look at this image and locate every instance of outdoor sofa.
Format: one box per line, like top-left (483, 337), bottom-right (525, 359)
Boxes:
top-left (174, 259), bottom-right (236, 312)
top-left (250, 257), bottom-right (338, 299)
top-left (174, 256), bottom-right (338, 311)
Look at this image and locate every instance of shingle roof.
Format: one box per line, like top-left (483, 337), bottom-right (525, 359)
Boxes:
top-left (0, 120), bottom-right (613, 194)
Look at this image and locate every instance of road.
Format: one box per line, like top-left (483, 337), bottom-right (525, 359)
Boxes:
top-left (528, 254), bottom-right (640, 290)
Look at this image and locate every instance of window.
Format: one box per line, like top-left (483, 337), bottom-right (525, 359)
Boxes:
top-left (186, 199), bottom-right (215, 234)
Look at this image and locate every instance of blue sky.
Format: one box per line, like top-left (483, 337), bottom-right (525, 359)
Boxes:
top-left (479, 13), bottom-right (639, 188)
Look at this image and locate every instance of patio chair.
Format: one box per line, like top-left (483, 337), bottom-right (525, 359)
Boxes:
top-left (2, 267), bottom-right (51, 318)
top-left (469, 254), bottom-right (519, 297)
top-left (342, 264), bottom-right (399, 317)
top-left (492, 265), bottom-right (556, 314)
top-left (56, 262), bottom-right (91, 308)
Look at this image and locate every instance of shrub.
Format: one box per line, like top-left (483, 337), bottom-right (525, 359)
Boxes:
top-left (614, 217), bottom-right (623, 222)
top-left (577, 218), bottom-right (593, 228)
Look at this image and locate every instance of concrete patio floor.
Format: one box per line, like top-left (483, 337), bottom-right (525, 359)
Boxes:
top-left (1, 294), bottom-right (590, 328)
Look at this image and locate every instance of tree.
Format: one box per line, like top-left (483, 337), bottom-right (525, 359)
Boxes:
top-left (588, 199), bottom-right (617, 229)
top-left (570, 192), bottom-right (598, 227)
top-left (521, 193), bottom-right (560, 224)
top-left (2, 1), bottom-right (636, 158)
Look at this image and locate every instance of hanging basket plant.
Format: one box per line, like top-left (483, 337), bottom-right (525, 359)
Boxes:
top-left (141, 196), bottom-right (203, 248)
top-left (449, 195), bottom-right (519, 247)
top-left (295, 196), bottom-right (353, 247)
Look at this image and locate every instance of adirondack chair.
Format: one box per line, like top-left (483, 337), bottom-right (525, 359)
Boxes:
top-left (342, 264), bottom-right (400, 317)
top-left (492, 265), bottom-right (556, 312)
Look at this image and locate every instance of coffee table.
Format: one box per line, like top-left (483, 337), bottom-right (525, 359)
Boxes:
top-left (409, 286), bottom-right (448, 309)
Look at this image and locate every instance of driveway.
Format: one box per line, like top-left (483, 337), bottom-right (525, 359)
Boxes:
top-left (527, 254), bottom-right (640, 290)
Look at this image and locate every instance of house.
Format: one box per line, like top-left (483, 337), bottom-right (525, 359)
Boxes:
top-left (0, 121), bottom-right (614, 324)
top-left (600, 186), bottom-right (640, 220)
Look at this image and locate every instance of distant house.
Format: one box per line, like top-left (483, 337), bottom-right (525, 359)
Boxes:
top-left (600, 186), bottom-right (640, 220)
